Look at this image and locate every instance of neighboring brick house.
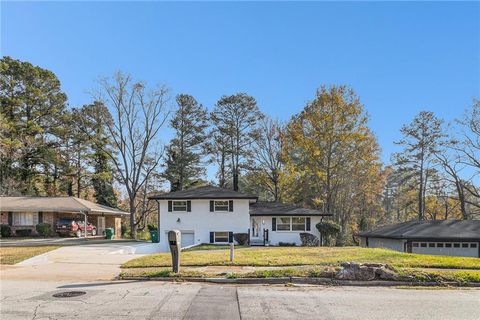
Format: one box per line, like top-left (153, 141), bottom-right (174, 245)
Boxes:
top-left (0, 197), bottom-right (128, 237)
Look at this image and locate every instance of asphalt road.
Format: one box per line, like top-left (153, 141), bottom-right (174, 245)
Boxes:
top-left (1, 280), bottom-right (479, 320)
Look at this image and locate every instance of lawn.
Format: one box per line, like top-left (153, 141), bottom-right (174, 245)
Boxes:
top-left (0, 246), bottom-right (60, 265)
top-left (122, 246), bottom-right (480, 270)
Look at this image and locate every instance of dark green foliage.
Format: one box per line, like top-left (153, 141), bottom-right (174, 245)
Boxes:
top-left (210, 93), bottom-right (264, 191)
top-left (233, 233), bottom-right (249, 245)
top-left (35, 223), bottom-right (51, 237)
top-left (0, 56), bottom-right (68, 195)
top-left (278, 242), bottom-right (296, 246)
top-left (147, 224), bottom-right (158, 232)
top-left (316, 220), bottom-right (341, 246)
top-left (163, 94), bottom-right (209, 191)
top-left (121, 224), bottom-right (127, 237)
top-left (300, 232), bottom-right (319, 246)
top-left (1, 224), bottom-right (11, 237)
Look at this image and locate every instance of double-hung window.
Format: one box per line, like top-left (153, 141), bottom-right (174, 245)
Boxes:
top-left (214, 200), bottom-right (229, 212)
top-left (277, 217), bottom-right (291, 231)
top-left (276, 217), bottom-right (306, 231)
top-left (214, 232), bottom-right (229, 243)
top-left (173, 201), bottom-right (187, 212)
top-left (13, 212), bottom-right (34, 226)
top-left (292, 217), bottom-right (306, 231)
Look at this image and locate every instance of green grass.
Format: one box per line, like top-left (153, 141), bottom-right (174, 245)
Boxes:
top-left (119, 266), bottom-right (480, 284)
top-left (122, 246), bottom-right (480, 269)
top-left (0, 246), bottom-right (60, 264)
top-left (184, 244), bottom-right (249, 251)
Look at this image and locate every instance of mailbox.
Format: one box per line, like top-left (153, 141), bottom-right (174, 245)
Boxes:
top-left (168, 230), bottom-right (181, 273)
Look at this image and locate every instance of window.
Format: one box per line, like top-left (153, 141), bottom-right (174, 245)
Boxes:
top-left (277, 217), bottom-right (291, 231)
top-left (462, 243), bottom-right (469, 248)
top-left (420, 243), bottom-right (427, 248)
top-left (291, 217), bottom-right (306, 231)
top-left (453, 243), bottom-right (460, 248)
top-left (13, 212), bottom-right (33, 226)
top-left (471, 243), bottom-right (478, 248)
top-left (445, 243), bottom-right (452, 248)
top-left (412, 243), bottom-right (419, 248)
top-left (214, 200), bottom-right (229, 212)
top-left (214, 232), bottom-right (229, 243)
top-left (437, 243), bottom-right (444, 248)
top-left (173, 201), bottom-right (187, 212)
top-left (428, 243), bottom-right (435, 248)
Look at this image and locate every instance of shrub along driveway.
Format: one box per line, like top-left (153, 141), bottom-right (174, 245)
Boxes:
top-left (1, 242), bottom-right (160, 281)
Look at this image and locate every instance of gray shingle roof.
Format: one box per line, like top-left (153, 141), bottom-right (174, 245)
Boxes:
top-left (249, 202), bottom-right (332, 216)
top-left (358, 220), bottom-right (480, 241)
top-left (148, 186), bottom-right (258, 200)
top-left (0, 197), bottom-right (128, 215)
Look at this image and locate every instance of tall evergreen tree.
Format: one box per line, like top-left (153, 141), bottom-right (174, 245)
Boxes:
top-left (163, 94), bottom-right (208, 191)
top-left (393, 111), bottom-right (444, 220)
top-left (72, 101), bottom-right (117, 207)
top-left (0, 56), bottom-right (67, 195)
top-left (211, 93), bottom-right (263, 191)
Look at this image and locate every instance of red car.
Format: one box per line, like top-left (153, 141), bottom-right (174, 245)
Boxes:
top-left (56, 218), bottom-right (97, 237)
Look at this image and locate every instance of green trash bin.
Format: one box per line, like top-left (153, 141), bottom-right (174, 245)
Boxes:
top-left (105, 228), bottom-right (114, 240)
top-left (149, 230), bottom-right (159, 243)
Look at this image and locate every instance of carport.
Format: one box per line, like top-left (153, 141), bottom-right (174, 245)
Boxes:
top-left (0, 197), bottom-right (129, 238)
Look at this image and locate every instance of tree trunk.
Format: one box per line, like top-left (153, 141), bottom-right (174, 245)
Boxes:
top-left (129, 198), bottom-right (137, 239)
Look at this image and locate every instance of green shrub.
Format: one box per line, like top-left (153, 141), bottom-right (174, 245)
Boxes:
top-left (147, 224), bottom-right (157, 232)
top-left (278, 242), bottom-right (296, 246)
top-left (35, 223), bottom-right (51, 237)
top-left (316, 220), bottom-right (341, 246)
top-left (121, 224), bottom-right (127, 237)
top-left (1, 224), bottom-right (11, 237)
top-left (233, 233), bottom-right (249, 245)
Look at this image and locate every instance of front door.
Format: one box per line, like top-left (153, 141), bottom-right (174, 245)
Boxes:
top-left (97, 216), bottom-right (106, 235)
top-left (251, 218), bottom-right (262, 240)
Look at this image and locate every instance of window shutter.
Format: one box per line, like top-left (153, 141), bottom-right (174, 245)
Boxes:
top-left (229, 231), bottom-right (233, 243)
top-left (38, 212), bottom-right (43, 224)
top-left (272, 218), bottom-right (276, 231)
top-left (306, 217), bottom-right (311, 231)
top-left (187, 201), bottom-right (191, 212)
top-left (210, 232), bottom-right (214, 243)
top-left (8, 212), bottom-right (13, 226)
top-left (210, 200), bottom-right (214, 212)
top-left (168, 201), bottom-right (172, 212)
top-left (228, 200), bottom-right (233, 212)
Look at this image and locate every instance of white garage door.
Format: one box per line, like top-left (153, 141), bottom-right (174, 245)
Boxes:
top-left (412, 242), bottom-right (479, 258)
top-left (181, 232), bottom-right (195, 248)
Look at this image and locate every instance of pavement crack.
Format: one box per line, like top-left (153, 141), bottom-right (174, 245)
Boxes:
top-left (236, 287), bottom-right (243, 320)
top-left (120, 289), bottom-right (130, 300)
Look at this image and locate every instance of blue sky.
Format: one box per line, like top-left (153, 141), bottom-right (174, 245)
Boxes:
top-left (2, 1), bottom-right (479, 169)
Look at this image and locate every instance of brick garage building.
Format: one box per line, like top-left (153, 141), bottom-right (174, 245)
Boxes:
top-left (0, 197), bottom-right (128, 237)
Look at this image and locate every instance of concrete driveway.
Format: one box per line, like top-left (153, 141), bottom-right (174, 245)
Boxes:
top-left (0, 242), bottom-right (160, 281)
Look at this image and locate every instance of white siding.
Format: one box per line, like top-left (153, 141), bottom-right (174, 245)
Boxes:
top-left (251, 216), bottom-right (323, 246)
top-left (158, 199), bottom-right (250, 252)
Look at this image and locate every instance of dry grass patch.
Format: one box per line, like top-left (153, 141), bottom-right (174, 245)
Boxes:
top-left (0, 246), bottom-right (59, 265)
top-left (122, 246), bottom-right (480, 269)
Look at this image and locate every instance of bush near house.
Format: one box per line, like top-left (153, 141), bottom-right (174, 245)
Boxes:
top-left (316, 220), bottom-right (341, 246)
top-left (233, 233), bottom-right (249, 245)
top-left (1, 224), bottom-right (11, 237)
top-left (35, 223), bottom-right (52, 237)
top-left (300, 232), bottom-right (319, 246)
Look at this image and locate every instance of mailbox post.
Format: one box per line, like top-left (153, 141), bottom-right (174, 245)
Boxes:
top-left (168, 230), bottom-right (181, 273)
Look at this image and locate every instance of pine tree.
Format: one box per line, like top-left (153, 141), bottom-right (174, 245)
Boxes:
top-left (163, 94), bottom-right (209, 191)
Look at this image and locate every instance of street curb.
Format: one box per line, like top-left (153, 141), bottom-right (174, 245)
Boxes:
top-left (118, 276), bottom-right (480, 287)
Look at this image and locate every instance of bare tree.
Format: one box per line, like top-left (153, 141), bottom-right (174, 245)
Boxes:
top-left (95, 72), bottom-right (169, 239)
top-left (252, 117), bottom-right (283, 201)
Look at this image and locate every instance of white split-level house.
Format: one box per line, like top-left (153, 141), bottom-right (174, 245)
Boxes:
top-left (148, 186), bottom-right (332, 252)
